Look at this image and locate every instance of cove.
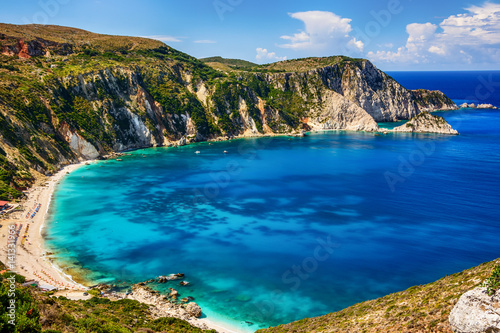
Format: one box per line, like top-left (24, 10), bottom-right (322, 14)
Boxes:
top-left (45, 108), bottom-right (500, 332)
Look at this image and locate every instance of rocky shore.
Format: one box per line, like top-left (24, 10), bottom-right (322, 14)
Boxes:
top-left (126, 285), bottom-right (206, 327)
top-left (90, 274), bottom-right (232, 333)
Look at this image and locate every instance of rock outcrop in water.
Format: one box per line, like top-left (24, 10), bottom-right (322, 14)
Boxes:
top-left (449, 287), bottom-right (500, 333)
top-left (0, 23), bottom-right (457, 199)
top-left (459, 103), bottom-right (498, 109)
top-left (392, 112), bottom-right (459, 135)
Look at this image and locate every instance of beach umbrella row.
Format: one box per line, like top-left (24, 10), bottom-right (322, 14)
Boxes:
top-left (34, 270), bottom-right (80, 290)
top-left (21, 224), bottom-right (30, 245)
top-left (25, 203), bottom-right (41, 219)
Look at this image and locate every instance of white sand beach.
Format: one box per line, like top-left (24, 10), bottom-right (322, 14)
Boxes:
top-left (0, 161), bottom-right (240, 333)
top-left (0, 162), bottom-right (88, 290)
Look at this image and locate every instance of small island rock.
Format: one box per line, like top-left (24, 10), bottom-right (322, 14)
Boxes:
top-left (392, 112), bottom-right (459, 135)
top-left (460, 102), bottom-right (498, 109)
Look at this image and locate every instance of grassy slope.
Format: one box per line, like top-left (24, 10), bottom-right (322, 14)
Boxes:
top-left (0, 23), bottom-right (163, 52)
top-left (257, 259), bottom-right (500, 333)
top-left (199, 56), bottom-right (257, 70)
top-left (200, 56), bottom-right (366, 74)
top-left (257, 56), bottom-right (365, 73)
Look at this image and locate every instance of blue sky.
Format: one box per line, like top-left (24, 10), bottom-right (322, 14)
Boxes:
top-left (1, 0), bottom-right (500, 70)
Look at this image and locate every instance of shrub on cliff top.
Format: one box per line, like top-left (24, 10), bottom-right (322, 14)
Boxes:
top-left (485, 265), bottom-right (500, 296)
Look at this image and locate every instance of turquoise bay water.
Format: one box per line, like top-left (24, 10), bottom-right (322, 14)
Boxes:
top-left (46, 108), bottom-right (500, 332)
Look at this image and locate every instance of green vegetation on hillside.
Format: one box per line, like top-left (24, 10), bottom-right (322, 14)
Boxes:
top-left (0, 25), bottom-right (229, 199)
top-left (256, 56), bottom-right (365, 73)
top-left (485, 264), bottom-right (500, 296)
top-left (411, 89), bottom-right (456, 110)
top-left (200, 55), bottom-right (366, 74)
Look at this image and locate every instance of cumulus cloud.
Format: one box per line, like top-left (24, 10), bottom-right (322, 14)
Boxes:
top-left (256, 48), bottom-right (287, 61)
top-left (279, 11), bottom-right (364, 53)
top-left (368, 2), bottom-right (500, 67)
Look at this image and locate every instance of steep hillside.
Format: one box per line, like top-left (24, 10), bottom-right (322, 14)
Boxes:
top-left (257, 259), bottom-right (500, 333)
top-left (0, 23), bottom-right (456, 200)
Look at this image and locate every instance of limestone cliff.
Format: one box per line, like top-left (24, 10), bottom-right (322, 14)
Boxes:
top-left (0, 23), bottom-right (457, 199)
top-left (392, 112), bottom-right (459, 135)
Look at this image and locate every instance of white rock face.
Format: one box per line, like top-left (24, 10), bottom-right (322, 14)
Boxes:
top-left (392, 112), bottom-right (458, 135)
top-left (69, 133), bottom-right (100, 159)
top-left (307, 90), bottom-right (379, 132)
top-left (449, 287), bottom-right (500, 333)
top-left (60, 122), bottom-right (99, 159)
top-left (55, 61), bottom-right (458, 161)
top-left (238, 97), bottom-right (260, 134)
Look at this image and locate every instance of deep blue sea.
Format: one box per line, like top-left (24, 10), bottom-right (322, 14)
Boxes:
top-left (46, 72), bottom-right (500, 332)
top-left (387, 71), bottom-right (500, 107)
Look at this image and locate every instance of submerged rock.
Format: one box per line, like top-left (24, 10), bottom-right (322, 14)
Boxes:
top-left (449, 287), bottom-right (500, 333)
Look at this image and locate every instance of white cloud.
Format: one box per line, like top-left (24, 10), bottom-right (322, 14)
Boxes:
top-left (256, 48), bottom-right (287, 62)
top-left (194, 40), bottom-right (217, 44)
top-left (428, 45), bottom-right (445, 55)
top-left (279, 11), bottom-right (364, 53)
top-left (368, 2), bottom-right (500, 67)
top-left (143, 35), bottom-right (183, 43)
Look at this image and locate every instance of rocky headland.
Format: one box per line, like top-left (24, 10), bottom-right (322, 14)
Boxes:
top-left (391, 112), bottom-right (459, 135)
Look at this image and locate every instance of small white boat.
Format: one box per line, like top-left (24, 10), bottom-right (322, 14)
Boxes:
top-left (195, 151), bottom-right (201, 154)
